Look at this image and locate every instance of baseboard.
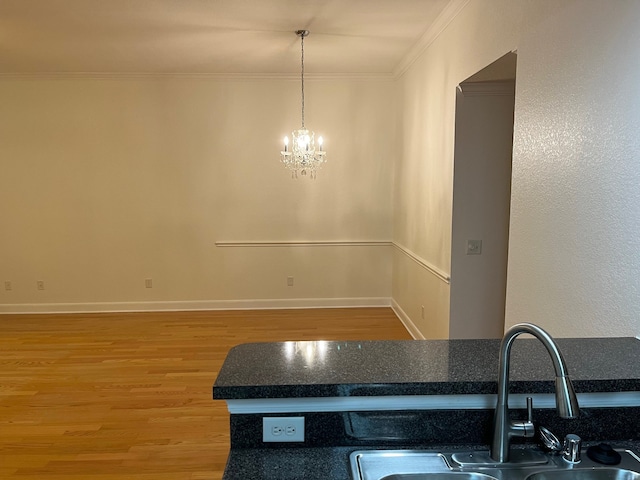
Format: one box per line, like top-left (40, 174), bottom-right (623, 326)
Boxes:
top-left (391, 299), bottom-right (425, 340)
top-left (0, 297), bottom-right (392, 314)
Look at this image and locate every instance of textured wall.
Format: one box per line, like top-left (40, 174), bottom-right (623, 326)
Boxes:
top-left (505, 0), bottom-right (640, 337)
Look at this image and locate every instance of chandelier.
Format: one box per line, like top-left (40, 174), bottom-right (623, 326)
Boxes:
top-left (280, 30), bottom-right (326, 179)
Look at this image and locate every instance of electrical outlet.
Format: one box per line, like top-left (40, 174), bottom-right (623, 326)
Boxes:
top-left (263, 417), bottom-right (305, 442)
top-left (37, 280), bottom-right (45, 290)
top-left (4, 281), bottom-right (11, 291)
top-left (287, 276), bottom-right (294, 287)
top-left (145, 278), bottom-right (153, 288)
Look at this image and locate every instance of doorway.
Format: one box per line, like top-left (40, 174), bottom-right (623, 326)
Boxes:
top-left (449, 52), bottom-right (517, 339)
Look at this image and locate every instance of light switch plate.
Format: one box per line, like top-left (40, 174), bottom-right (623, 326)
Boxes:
top-left (466, 239), bottom-right (482, 255)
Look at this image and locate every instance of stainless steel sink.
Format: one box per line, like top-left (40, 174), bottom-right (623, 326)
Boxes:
top-left (350, 449), bottom-right (640, 480)
top-left (351, 451), bottom-right (452, 480)
top-left (526, 469), bottom-right (640, 480)
top-left (381, 475), bottom-right (500, 480)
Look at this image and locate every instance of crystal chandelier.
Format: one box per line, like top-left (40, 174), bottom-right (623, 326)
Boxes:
top-left (280, 30), bottom-right (326, 179)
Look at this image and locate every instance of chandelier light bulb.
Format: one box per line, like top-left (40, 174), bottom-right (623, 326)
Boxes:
top-left (283, 136), bottom-right (289, 152)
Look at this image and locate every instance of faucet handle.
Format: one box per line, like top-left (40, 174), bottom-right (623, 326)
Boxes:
top-left (526, 397), bottom-right (533, 423)
top-left (511, 396), bottom-right (535, 438)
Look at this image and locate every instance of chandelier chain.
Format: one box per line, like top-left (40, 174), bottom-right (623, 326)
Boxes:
top-left (300, 33), bottom-right (305, 128)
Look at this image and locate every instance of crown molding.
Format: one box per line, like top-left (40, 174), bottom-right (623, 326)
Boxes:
top-left (393, 0), bottom-right (470, 78)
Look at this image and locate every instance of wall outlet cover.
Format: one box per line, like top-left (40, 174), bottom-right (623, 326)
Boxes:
top-left (262, 416), bottom-right (305, 442)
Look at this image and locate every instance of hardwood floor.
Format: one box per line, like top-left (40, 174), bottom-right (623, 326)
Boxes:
top-left (0, 308), bottom-right (412, 479)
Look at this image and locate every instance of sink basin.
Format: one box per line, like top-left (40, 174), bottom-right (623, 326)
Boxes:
top-left (381, 475), bottom-right (499, 480)
top-left (526, 470), bottom-right (640, 480)
top-left (350, 449), bottom-right (640, 480)
top-left (351, 451), bottom-right (453, 480)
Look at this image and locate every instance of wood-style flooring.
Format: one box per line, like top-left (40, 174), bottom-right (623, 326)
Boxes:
top-left (0, 308), bottom-right (412, 479)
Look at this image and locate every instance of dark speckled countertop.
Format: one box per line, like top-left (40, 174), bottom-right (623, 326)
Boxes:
top-left (213, 337), bottom-right (640, 399)
top-left (214, 337), bottom-right (640, 480)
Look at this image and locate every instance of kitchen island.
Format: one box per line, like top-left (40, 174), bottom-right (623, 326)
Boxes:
top-left (213, 337), bottom-right (640, 479)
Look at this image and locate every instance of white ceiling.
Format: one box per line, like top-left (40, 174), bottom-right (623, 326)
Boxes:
top-left (0, 0), bottom-right (454, 75)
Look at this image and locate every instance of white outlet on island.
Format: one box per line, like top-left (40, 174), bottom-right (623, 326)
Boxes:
top-left (262, 416), bottom-right (304, 442)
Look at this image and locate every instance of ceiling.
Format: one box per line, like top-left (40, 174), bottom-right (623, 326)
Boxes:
top-left (0, 0), bottom-right (454, 75)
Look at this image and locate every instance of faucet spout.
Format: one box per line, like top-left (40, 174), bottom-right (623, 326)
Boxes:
top-left (490, 323), bottom-right (580, 463)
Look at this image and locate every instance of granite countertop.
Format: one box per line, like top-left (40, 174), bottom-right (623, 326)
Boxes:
top-left (213, 337), bottom-right (640, 399)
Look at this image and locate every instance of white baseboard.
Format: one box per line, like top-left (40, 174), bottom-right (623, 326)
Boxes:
top-left (0, 297), bottom-right (392, 315)
top-left (391, 299), bottom-right (425, 340)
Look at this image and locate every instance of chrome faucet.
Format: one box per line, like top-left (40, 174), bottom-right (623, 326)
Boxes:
top-left (490, 323), bottom-right (580, 463)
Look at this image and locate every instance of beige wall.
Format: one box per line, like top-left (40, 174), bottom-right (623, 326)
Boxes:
top-left (0, 76), bottom-right (394, 311)
top-left (393, 0), bottom-right (639, 338)
top-left (449, 81), bottom-right (514, 339)
top-left (392, 0), bottom-right (522, 337)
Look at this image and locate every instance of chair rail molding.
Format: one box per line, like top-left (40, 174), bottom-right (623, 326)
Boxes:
top-left (214, 240), bottom-right (392, 247)
top-left (392, 242), bottom-right (451, 284)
